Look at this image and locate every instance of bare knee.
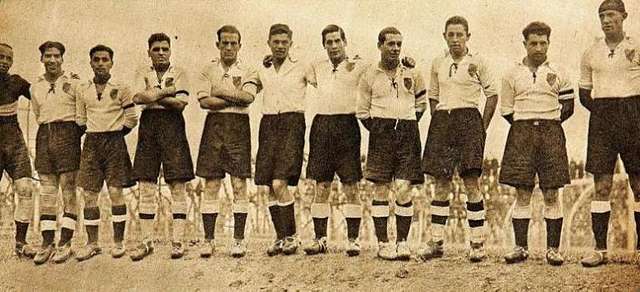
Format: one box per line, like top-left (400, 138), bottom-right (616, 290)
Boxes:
top-left (314, 182), bottom-right (331, 203)
top-left (594, 174), bottom-right (613, 201)
top-left (230, 177), bottom-right (247, 201)
top-left (203, 179), bottom-right (222, 201)
top-left (83, 191), bottom-right (100, 208)
top-left (515, 187), bottom-right (533, 206)
top-left (541, 188), bottom-right (559, 206)
top-left (395, 180), bottom-right (412, 204)
top-left (373, 183), bottom-right (390, 201)
top-left (342, 183), bottom-right (359, 204)
top-left (169, 182), bottom-right (187, 202)
top-left (108, 187), bottom-right (125, 206)
top-left (462, 175), bottom-right (482, 202)
top-left (434, 178), bottom-right (451, 201)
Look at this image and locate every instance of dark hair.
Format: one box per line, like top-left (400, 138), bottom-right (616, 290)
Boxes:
top-left (147, 33), bottom-right (171, 48)
top-left (0, 43), bottom-right (13, 50)
top-left (522, 21), bottom-right (551, 41)
top-left (378, 27), bottom-right (401, 45)
top-left (321, 24), bottom-right (346, 45)
top-left (445, 16), bottom-right (469, 33)
top-left (38, 41), bottom-right (66, 57)
top-left (217, 25), bottom-right (242, 43)
top-left (269, 23), bottom-right (292, 39)
top-left (89, 44), bottom-right (114, 61)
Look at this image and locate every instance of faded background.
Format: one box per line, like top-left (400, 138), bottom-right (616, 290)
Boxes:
top-left (2, 0), bottom-right (639, 162)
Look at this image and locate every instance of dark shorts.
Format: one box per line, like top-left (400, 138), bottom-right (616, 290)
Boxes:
top-left (255, 112), bottom-right (305, 186)
top-left (78, 131), bottom-right (135, 192)
top-left (35, 121), bottom-right (81, 175)
top-left (499, 120), bottom-right (570, 189)
top-left (307, 114), bottom-right (363, 183)
top-left (196, 112), bottom-right (252, 179)
top-left (422, 108), bottom-right (485, 179)
top-left (133, 109), bottom-right (195, 183)
top-left (0, 115), bottom-right (31, 181)
top-left (586, 96), bottom-right (640, 175)
top-left (365, 118), bottom-right (424, 185)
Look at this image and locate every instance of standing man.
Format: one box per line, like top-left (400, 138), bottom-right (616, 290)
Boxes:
top-left (418, 16), bottom-right (498, 262)
top-left (356, 27), bottom-right (426, 261)
top-left (579, 0), bottom-right (640, 267)
top-left (246, 24), bottom-right (308, 256)
top-left (302, 24), bottom-right (368, 257)
top-left (130, 33), bottom-right (195, 261)
top-left (195, 25), bottom-right (256, 258)
top-left (73, 45), bottom-right (138, 261)
top-left (0, 43), bottom-right (37, 259)
top-left (30, 41), bottom-right (83, 265)
top-left (499, 22), bottom-right (574, 266)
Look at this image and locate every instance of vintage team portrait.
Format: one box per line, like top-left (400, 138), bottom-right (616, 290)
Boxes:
top-left (1, 0), bottom-right (640, 290)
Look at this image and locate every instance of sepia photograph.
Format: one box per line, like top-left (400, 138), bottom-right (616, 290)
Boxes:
top-left (1, 0), bottom-right (640, 290)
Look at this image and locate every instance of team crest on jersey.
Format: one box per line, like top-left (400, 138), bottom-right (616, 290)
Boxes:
top-left (468, 63), bottom-right (478, 78)
top-left (165, 77), bottom-right (175, 88)
top-left (110, 88), bottom-right (118, 99)
top-left (232, 76), bottom-right (242, 88)
top-left (546, 73), bottom-right (557, 87)
top-left (403, 77), bottom-right (413, 90)
top-left (62, 82), bottom-right (71, 94)
top-left (625, 49), bottom-right (637, 64)
top-left (345, 61), bottom-right (355, 72)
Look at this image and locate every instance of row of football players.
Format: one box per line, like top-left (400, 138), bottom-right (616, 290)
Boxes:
top-left (0, 0), bottom-right (636, 267)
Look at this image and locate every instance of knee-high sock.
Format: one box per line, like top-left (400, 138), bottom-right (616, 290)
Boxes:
top-left (512, 204), bottom-right (531, 249)
top-left (590, 201), bottom-right (611, 250)
top-left (201, 199), bottom-right (219, 241)
top-left (59, 212), bottom-right (77, 246)
top-left (84, 207), bottom-right (101, 244)
top-left (343, 203), bottom-right (362, 240)
top-left (371, 200), bottom-right (389, 243)
top-left (111, 205), bottom-right (127, 243)
top-left (310, 202), bottom-right (330, 239)
top-left (232, 200), bottom-right (249, 240)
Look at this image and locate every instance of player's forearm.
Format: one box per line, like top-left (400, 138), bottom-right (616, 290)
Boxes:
top-left (199, 96), bottom-right (234, 111)
top-left (429, 99), bottom-right (439, 116)
top-left (157, 96), bottom-right (187, 111)
top-left (560, 99), bottom-right (574, 123)
top-left (211, 87), bottom-right (255, 105)
top-left (133, 86), bottom-right (176, 104)
top-left (482, 95), bottom-right (498, 129)
top-left (123, 106), bottom-right (138, 129)
top-left (578, 88), bottom-right (593, 111)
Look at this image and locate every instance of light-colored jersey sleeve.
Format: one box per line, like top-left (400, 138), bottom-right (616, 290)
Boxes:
top-left (356, 71), bottom-right (372, 119)
top-left (500, 72), bottom-right (516, 116)
top-left (414, 69), bottom-right (427, 113)
top-left (428, 58), bottom-right (440, 101)
top-left (119, 85), bottom-right (138, 129)
top-left (579, 49), bottom-right (593, 90)
top-left (478, 56), bottom-right (498, 97)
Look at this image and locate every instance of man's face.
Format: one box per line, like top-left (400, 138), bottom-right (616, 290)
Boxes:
top-left (41, 47), bottom-right (63, 75)
top-left (0, 46), bottom-right (13, 75)
top-left (148, 40), bottom-right (171, 66)
top-left (90, 51), bottom-right (113, 76)
top-left (599, 10), bottom-right (626, 35)
top-left (216, 32), bottom-right (241, 64)
top-left (444, 24), bottom-right (469, 56)
top-left (523, 33), bottom-right (549, 65)
top-left (323, 31), bottom-right (346, 61)
top-left (378, 33), bottom-right (402, 64)
top-left (267, 33), bottom-right (292, 61)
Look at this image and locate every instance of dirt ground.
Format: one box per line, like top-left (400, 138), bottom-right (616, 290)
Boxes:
top-left (1, 239), bottom-right (639, 292)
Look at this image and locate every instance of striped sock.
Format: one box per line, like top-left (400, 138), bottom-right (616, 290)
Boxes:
top-left (59, 212), bottom-right (77, 246)
top-left (466, 200), bottom-right (485, 244)
top-left (395, 201), bottom-right (414, 242)
top-left (111, 205), bottom-right (127, 243)
top-left (84, 207), bottom-right (101, 244)
top-left (371, 200), bottom-right (389, 242)
top-left (430, 200), bottom-right (450, 243)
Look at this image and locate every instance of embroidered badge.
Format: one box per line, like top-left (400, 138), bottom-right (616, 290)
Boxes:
top-left (403, 77), bottom-right (413, 90)
top-left (546, 72), bottom-right (557, 87)
top-left (346, 61), bottom-right (355, 72)
top-left (70, 72), bottom-right (80, 80)
top-left (110, 88), bottom-right (118, 99)
top-left (165, 77), bottom-right (175, 88)
top-left (467, 63), bottom-right (478, 78)
top-left (62, 82), bottom-right (71, 94)
top-left (232, 76), bottom-right (242, 88)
